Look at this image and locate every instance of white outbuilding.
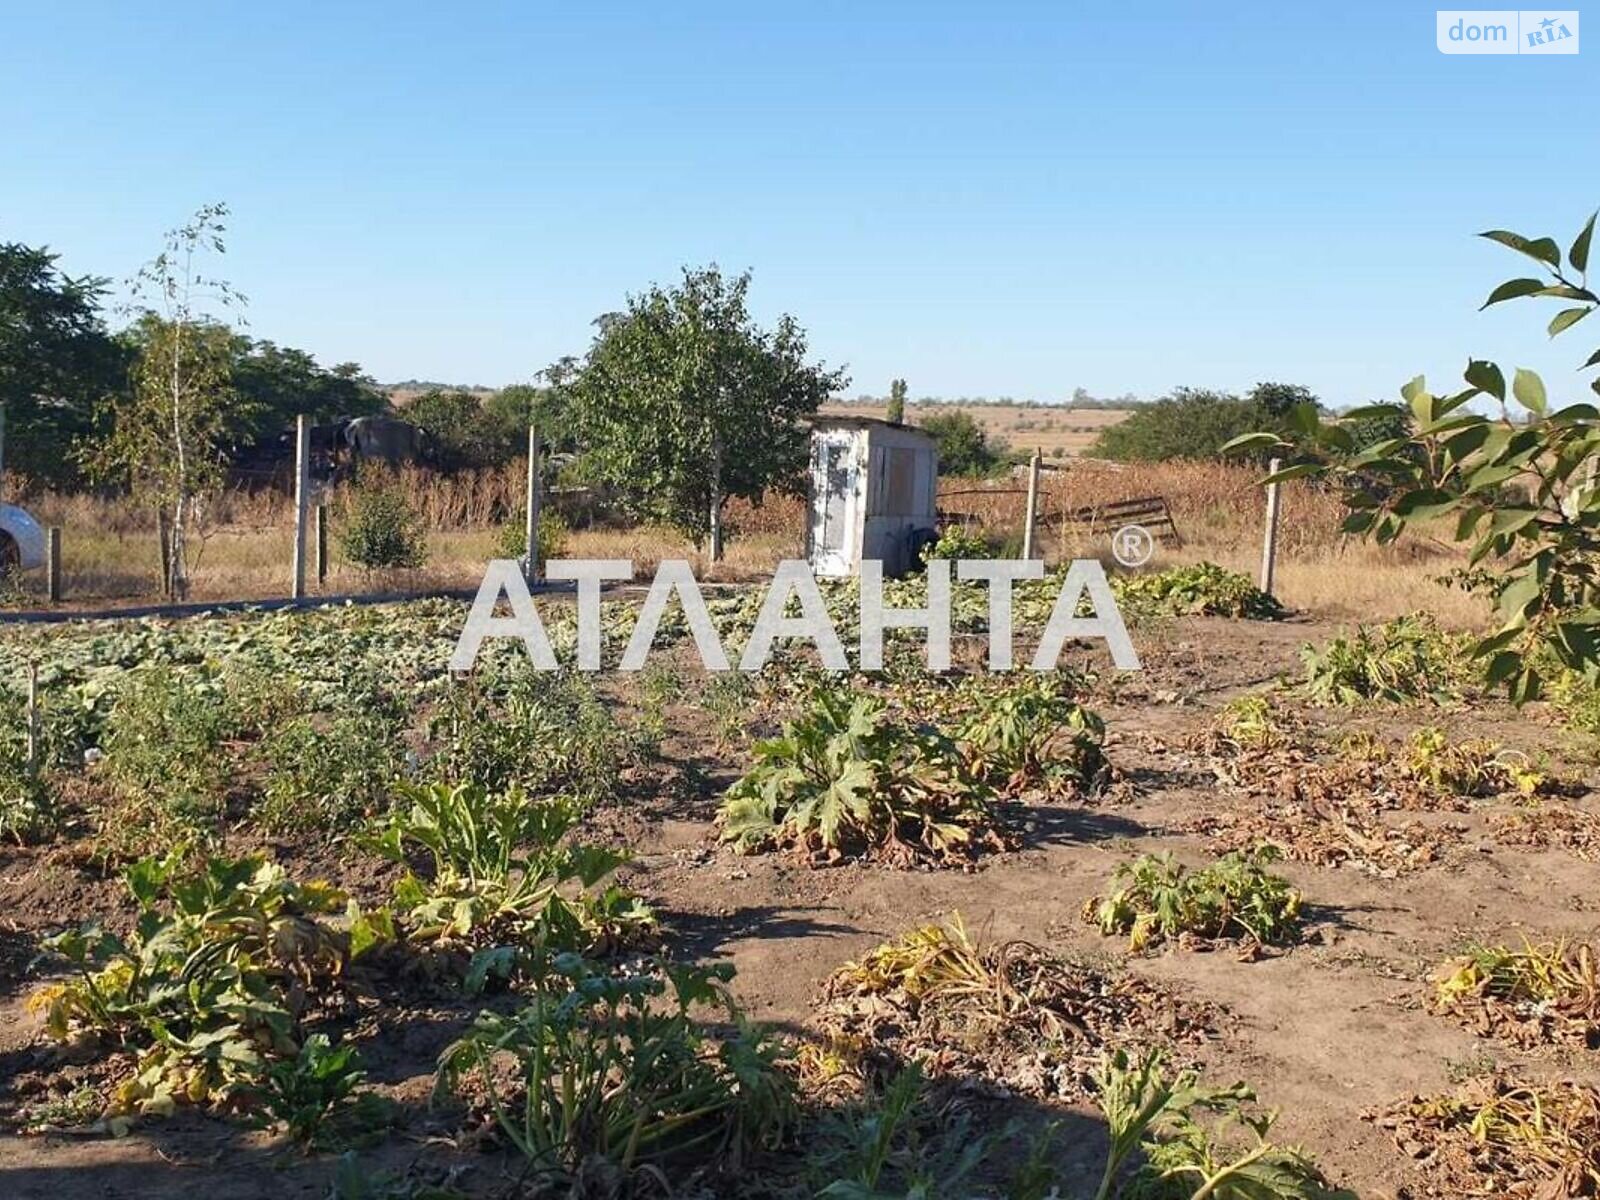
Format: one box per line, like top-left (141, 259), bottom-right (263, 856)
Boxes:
top-left (807, 416), bottom-right (940, 578)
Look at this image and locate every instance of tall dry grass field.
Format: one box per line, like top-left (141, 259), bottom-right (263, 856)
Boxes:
top-left (5, 458), bottom-right (1486, 626)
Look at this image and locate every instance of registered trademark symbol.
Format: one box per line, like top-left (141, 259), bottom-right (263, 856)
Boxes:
top-left (1111, 523), bottom-right (1155, 568)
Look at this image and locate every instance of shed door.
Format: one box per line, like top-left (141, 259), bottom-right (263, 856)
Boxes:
top-left (812, 437), bottom-right (857, 575)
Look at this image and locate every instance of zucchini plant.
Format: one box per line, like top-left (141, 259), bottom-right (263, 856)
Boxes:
top-left (718, 688), bottom-right (1000, 865)
top-left (364, 781), bottom-right (655, 986)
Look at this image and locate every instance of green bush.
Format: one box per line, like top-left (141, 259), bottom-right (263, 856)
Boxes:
top-left (1089, 849), bottom-right (1303, 951)
top-left (1093, 383), bottom-right (1317, 463)
top-left (494, 507), bottom-right (568, 562)
top-left (0, 743), bottom-right (51, 843)
top-left (426, 668), bottom-right (627, 801)
top-left (719, 687), bottom-right (1001, 864)
top-left (918, 411), bottom-right (1009, 477)
top-left (338, 478), bottom-right (427, 571)
top-left (251, 1034), bottom-right (389, 1150)
top-left (33, 851), bottom-right (371, 1116)
top-left (364, 781), bottom-right (655, 988)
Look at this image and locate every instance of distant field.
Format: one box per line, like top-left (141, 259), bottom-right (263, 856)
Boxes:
top-left (380, 389), bottom-right (1134, 461)
top-left (821, 400), bottom-right (1133, 458)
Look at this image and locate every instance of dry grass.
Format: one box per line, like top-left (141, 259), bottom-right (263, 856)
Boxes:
top-left (5, 458), bottom-right (1490, 627)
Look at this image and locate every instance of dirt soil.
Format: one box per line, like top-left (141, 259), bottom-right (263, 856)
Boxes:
top-left (2, 614), bottom-right (1598, 1199)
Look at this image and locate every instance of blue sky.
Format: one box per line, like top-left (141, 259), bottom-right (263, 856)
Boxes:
top-left (2, 2), bottom-right (1594, 406)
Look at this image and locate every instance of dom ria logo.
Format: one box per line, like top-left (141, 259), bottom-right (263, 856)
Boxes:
top-left (1437, 11), bottom-right (1579, 53)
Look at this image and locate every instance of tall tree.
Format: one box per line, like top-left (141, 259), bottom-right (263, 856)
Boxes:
top-left (91, 204), bottom-right (250, 597)
top-left (0, 240), bottom-right (128, 487)
top-left (228, 338), bottom-right (386, 453)
top-left (560, 266), bottom-right (847, 555)
top-left (887, 378), bottom-right (908, 424)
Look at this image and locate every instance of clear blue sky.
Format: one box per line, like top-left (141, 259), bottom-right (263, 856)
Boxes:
top-left (2, 2), bottom-right (1594, 407)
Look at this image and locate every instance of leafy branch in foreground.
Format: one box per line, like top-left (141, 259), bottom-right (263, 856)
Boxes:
top-left (1226, 210), bottom-right (1599, 702)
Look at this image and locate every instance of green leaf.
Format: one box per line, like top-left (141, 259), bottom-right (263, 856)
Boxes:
top-left (1481, 230), bottom-right (1560, 267)
top-left (1463, 360), bottom-right (1506, 402)
top-left (1485, 651), bottom-right (1522, 688)
top-left (1260, 463), bottom-right (1322, 485)
top-left (1220, 432), bottom-right (1281, 455)
top-left (1513, 368), bottom-right (1547, 415)
top-left (1496, 571), bottom-right (1542, 620)
top-left (1488, 507), bottom-right (1540, 537)
top-left (1571, 210), bottom-right (1597, 274)
top-left (1549, 307), bottom-right (1592, 337)
top-left (1407, 382), bottom-right (1435, 427)
top-left (1480, 278), bottom-right (1546, 309)
top-left (1394, 489), bottom-right (1459, 521)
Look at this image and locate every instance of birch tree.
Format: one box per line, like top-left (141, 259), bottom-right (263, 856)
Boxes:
top-left (95, 204), bottom-right (251, 597)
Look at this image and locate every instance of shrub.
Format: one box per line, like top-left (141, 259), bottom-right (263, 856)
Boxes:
top-left (426, 668), bottom-right (627, 801)
top-left (812, 1062), bottom-right (1056, 1199)
top-left (339, 476), bottom-right (427, 571)
top-left (1088, 849), bottom-right (1303, 952)
top-left (101, 667), bottom-right (231, 849)
top-left (252, 1034), bottom-right (390, 1150)
top-left (436, 955), bottom-right (793, 1176)
top-left (918, 411), bottom-right (1008, 477)
top-left (923, 525), bottom-right (991, 561)
top-left (1094, 1048), bottom-right (1354, 1199)
top-left (0, 692), bottom-right (53, 841)
top-left (957, 674), bottom-right (1110, 794)
top-left (494, 507), bottom-right (568, 562)
top-left (1092, 383), bottom-right (1315, 464)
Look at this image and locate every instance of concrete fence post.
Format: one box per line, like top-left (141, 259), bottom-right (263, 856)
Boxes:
top-left (1259, 456), bottom-right (1283, 597)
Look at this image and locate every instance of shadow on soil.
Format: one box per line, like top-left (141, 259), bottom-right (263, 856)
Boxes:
top-left (664, 904), bottom-right (860, 960)
top-left (1022, 804), bottom-right (1150, 848)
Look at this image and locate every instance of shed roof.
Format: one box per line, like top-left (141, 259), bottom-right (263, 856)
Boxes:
top-left (808, 414), bottom-right (937, 443)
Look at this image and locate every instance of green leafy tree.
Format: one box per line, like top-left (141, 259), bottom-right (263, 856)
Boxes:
top-left (887, 377), bottom-right (908, 424)
top-left (1227, 211), bottom-right (1599, 702)
top-left (90, 204), bottom-right (251, 597)
top-left (229, 339), bottom-right (386, 453)
top-left (1092, 384), bottom-right (1318, 463)
top-left (918, 410), bottom-right (1007, 476)
top-left (559, 266), bottom-right (846, 555)
top-left (485, 382), bottom-right (575, 456)
top-left (0, 240), bottom-right (128, 487)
